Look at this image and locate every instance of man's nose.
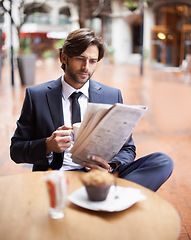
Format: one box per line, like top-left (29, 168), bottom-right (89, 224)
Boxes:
top-left (81, 59), bottom-right (89, 70)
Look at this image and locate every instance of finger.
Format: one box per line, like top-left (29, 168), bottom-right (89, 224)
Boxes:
top-left (85, 167), bottom-right (91, 171)
top-left (57, 125), bottom-right (73, 131)
top-left (90, 155), bottom-right (110, 170)
top-left (60, 135), bottom-right (72, 143)
top-left (82, 161), bottom-right (96, 170)
top-left (62, 141), bottom-right (72, 148)
top-left (82, 161), bottom-right (106, 172)
top-left (55, 129), bottom-right (72, 137)
top-left (58, 142), bottom-right (72, 152)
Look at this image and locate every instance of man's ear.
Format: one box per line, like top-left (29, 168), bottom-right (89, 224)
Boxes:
top-left (61, 52), bottom-right (67, 64)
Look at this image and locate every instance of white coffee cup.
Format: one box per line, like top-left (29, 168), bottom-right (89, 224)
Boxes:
top-left (73, 122), bottom-right (81, 140)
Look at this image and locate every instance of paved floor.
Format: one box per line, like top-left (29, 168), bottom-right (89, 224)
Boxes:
top-left (0, 58), bottom-right (191, 239)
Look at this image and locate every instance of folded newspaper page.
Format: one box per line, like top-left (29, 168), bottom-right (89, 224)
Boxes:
top-left (70, 103), bottom-right (147, 165)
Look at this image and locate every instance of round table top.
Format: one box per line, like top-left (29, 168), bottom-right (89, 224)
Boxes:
top-left (0, 171), bottom-right (180, 240)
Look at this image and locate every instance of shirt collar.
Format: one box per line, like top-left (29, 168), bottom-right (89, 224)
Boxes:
top-left (61, 74), bottom-right (89, 100)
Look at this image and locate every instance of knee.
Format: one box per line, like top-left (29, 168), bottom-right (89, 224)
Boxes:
top-left (152, 152), bottom-right (174, 173)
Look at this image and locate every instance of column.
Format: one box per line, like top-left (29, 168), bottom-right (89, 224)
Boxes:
top-left (111, 0), bottom-right (132, 64)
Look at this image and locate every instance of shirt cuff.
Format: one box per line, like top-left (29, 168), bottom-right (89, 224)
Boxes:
top-left (46, 151), bottom-right (53, 164)
top-left (109, 161), bottom-right (121, 173)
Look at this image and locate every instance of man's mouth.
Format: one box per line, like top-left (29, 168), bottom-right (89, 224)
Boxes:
top-left (78, 71), bottom-right (89, 78)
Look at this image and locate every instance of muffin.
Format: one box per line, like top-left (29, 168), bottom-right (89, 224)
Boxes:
top-left (81, 169), bottom-right (115, 201)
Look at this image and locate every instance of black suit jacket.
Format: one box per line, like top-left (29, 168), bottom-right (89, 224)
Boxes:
top-left (10, 78), bottom-right (136, 171)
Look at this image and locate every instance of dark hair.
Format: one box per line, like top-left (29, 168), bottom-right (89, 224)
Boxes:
top-left (60, 28), bottom-right (105, 71)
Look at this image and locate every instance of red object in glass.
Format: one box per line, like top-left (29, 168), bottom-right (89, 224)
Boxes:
top-left (46, 180), bottom-right (56, 208)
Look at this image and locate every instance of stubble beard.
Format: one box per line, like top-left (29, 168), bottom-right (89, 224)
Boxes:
top-left (67, 68), bottom-right (94, 85)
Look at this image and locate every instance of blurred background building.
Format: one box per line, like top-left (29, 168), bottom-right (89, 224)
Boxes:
top-left (0, 0), bottom-right (191, 66)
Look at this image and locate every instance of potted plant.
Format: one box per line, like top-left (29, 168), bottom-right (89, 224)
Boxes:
top-left (0, 0), bottom-right (44, 85)
top-left (124, 0), bottom-right (138, 11)
top-left (17, 36), bottom-right (36, 85)
top-left (146, 0), bottom-right (154, 7)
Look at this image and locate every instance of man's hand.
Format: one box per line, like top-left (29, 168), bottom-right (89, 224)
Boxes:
top-left (46, 125), bottom-right (72, 155)
top-left (82, 156), bottom-right (111, 172)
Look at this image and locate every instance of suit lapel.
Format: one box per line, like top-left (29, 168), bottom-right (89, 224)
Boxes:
top-left (46, 78), bottom-right (103, 130)
top-left (46, 78), bottom-right (64, 130)
top-left (89, 79), bottom-right (103, 103)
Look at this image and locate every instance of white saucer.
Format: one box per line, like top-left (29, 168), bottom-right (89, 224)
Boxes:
top-left (68, 186), bottom-right (146, 212)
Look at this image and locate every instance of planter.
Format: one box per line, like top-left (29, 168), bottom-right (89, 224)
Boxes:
top-left (128, 7), bottom-right (137, 11)
top-left (146, 0), bottom-right (154, 7)
top-left (124, 1), bottom-right (138, 11)
top-left (17, 54), bottom-right (36, 85)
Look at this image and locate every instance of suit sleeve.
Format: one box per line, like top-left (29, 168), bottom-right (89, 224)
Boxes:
top-left (10, 88), bottom-right (49, 167)
top-left (111, 135), bottom-right (136, 168)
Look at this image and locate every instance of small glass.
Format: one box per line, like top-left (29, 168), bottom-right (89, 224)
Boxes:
top-left (43, 171), bottom-right (68, 219)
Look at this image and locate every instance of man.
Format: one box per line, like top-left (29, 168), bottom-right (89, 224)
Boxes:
top-left (10, 28), bottom-right (173, 191)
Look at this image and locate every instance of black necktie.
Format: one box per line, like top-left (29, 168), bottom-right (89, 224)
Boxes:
top-left (70, 92), bottom-right (82, 124)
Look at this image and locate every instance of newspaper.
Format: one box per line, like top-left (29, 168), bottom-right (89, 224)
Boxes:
top-left (70, 103), bottom-right (147, 165)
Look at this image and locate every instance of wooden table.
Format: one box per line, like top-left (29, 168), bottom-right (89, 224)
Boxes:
top-left (0, 171), bottom-right (180, 240)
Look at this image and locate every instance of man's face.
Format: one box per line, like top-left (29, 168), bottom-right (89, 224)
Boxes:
top-left (62, 45), bottom-right (99, 89)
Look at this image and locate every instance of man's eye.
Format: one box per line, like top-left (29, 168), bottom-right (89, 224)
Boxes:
top-left (90, 60), bottom-right (97, 64)
top-left (76, 57), bottom-right (83, 61)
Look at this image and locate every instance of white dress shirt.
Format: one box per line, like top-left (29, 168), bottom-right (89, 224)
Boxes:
top-left (60, 75), bottom-right (89, 170)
